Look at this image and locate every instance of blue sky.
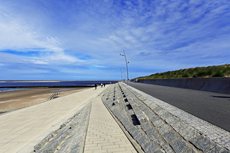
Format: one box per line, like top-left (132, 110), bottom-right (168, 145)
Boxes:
top-left (0, 0), bottom-right (230, 80)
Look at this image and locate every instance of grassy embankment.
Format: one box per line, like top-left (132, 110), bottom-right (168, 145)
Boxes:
top-left (137, 64), bottom-right (230, 79)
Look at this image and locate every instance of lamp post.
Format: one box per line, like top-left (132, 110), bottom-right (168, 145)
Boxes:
top-left (120, 50), bottom-right (130, 84)
top-left (119, 68), bottom-right (123, 81)
top-left (123, 72), bottom-right (126, 82)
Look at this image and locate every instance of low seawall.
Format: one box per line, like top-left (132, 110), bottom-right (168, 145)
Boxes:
top-left (138, 77), bottom-right (230, 94)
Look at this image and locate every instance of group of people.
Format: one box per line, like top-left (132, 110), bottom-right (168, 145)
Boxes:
top-left (94, 83), bottom-right (105, 89)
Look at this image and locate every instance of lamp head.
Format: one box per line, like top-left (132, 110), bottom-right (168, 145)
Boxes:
top-left (120, 54), bottom-right (124, 56)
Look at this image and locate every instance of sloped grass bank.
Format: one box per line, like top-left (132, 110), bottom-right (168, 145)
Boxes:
top-left (137, 64), bottom-right (230, 79)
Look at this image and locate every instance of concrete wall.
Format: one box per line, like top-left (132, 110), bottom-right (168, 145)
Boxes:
top-left (138, 78), bottom-right (230, 94)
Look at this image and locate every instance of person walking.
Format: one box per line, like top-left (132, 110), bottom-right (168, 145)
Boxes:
top-left (101, 83), bottom-right (103, 88)
top-left (104, 83), bottom-right (105, 87)
top-left (94, 84), bottom-right (97, 90)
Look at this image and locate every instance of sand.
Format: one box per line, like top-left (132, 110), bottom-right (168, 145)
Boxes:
top-left (0, 87), bottom-right (90, 114)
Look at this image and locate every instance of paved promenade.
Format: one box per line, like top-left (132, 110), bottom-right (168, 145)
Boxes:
top-left (0, 86), bottom-right (110, 153)
top-left (84, 96), bottom-right (136, 153)
top-left (1, 83), bottom-right (230, 153)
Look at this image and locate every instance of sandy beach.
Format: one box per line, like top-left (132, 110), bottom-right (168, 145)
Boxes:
top-left (0, 87), bottom-right (90, 114)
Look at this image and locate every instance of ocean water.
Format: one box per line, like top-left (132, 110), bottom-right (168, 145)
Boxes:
top-left (0, 88), bottom-right (28, 93)
top-left (0, 80), bottom-right (118, 88)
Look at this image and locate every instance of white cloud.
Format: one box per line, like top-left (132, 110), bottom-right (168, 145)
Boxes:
top-left (91, 65), bottom-right (105, 68)
top-left (0, 5), bottom-right (81, 66)
top-left (30, 60), bottom-right (48, 65)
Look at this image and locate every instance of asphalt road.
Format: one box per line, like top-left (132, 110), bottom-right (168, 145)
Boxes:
top-left (127, 82), bottom-right (230, 132)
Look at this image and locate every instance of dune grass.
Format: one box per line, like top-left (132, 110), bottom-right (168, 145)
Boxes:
top-left (137, 64), bottom-right (230, 79)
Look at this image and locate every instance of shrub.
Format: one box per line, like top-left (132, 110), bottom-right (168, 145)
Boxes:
top-left (182, 73), bottom-right (189, 78)
top-left (206, 69), bottom-right (213, 76)
top-left (211, 71), bottom-right (225, 77)
top-left (193, 73), bottom-right (198, 78)
top-left (196, 71), bottom-right (207, 77)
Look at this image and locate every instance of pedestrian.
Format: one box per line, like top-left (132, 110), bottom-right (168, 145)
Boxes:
top-left (94, 84), bottom-right (97, 90)
top-left (101, 83), bottom-right (103, 88)
top-left (104, 84), bottom-right (105, 87)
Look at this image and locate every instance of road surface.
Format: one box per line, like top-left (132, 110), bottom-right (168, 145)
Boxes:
top-left (128, 82), bottom-right (230, 132)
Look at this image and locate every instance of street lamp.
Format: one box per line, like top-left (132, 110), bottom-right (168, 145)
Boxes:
top-left (119, 68), bottom-right (123, 81)
top-left (120, 50), bottom-right (130, 84)
top-left (123, 72), bottom-right (126, 81)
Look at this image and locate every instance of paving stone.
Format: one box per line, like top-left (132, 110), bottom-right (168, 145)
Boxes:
top-left (150, 116), bottom-right (160, 123)
top-left (132, 130), bottom-right (145, 140)
top-left (57, 136), bottom-right (72, 152)
top-left (37, 141), bottom-right (59, 153)
top-left (70, 143), bottom-right (80, 153)
top-left (153, 107), bottom-right (164, 114)
top-left (34, 133), bottom-right (54, 150)
top-left (132, 104), bottom-right (140, 111)
top-left (178, 127), bottom-right (200, 141)
top-left (160, 113), bottom-right (173, 120)
top-left (143, 141), bottom-right (159, 153)
top-left (157, 124), bottom-right (171, 135)
top-left (149, 103), bottom-right (158, 110)
top-left (220, 150), bottom-right (230, 153)
top-left (183, 148), bottom-right (196, 153)
top-left (128, 126), bottom-right (138, 135)
top-left (205, 145), bottom-right (222, 153)
top-left (136, 135), bottom-right (151, 148)
top-left (136, 125), bottom-right (142, 129)
top-left (165, 117), bottom-right (179, 124)
top-left (143, 108), bottom-right (155, 117)
top-left (134, 99), bottom-right (140, 104)
top-left (114, 100), bottom-right (119, 105)
top-left (149, 135), bottom-right (158, 144)
top-left (154, 150), bottom-right (165, 153)
top-left (153, 132), bottom-right (165, 146)
top-left (128, 99), bottom-right (135, 105)
top-left (190, 135), bottom-right (216, 152)
top-left (152, 120), bottom-right (165, 128)
top-left (162, 131), bottom-right (179, 143)
top-left (144, 100), bottom-right (152, 106)
top-left (134, 109), bottom-right (148, 124)
top-left (122, 120), bottom-right (134, 130)
top-left (138, 103), bottom-right (146, 108)
top-left (171, 121), bottom-right (188, 132)
top-left (139, 115), bottom-right (148, 124)
top-left (156, 109), bottom-right (167, 116)
top-left (146, 128), bottom-right (157, 137)
top-left (162, 144), bottom-right (174, 153)
top-left (170, 139), bottom-right (189, 153)
top-left (141, 122), bottom-right (152, 131)
top-left (206, 145), bottom-right (230, 153)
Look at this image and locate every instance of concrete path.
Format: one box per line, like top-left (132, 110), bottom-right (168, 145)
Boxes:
top-left (84, 96), bottom-right (136, 153)
top-left (0, 87), bottom-right (104, 153)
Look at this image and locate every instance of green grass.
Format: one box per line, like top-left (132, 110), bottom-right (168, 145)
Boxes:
top-left (136, 64), bottom-right (230, 79)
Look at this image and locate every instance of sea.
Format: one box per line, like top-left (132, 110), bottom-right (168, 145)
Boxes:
top-left (0, 80), bottom-right (119, 92)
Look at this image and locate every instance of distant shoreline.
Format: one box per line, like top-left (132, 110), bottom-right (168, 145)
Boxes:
top-left (0, 80), bottom-right (119, 82)
top-left (0, 80), bottom-right (118, 88)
